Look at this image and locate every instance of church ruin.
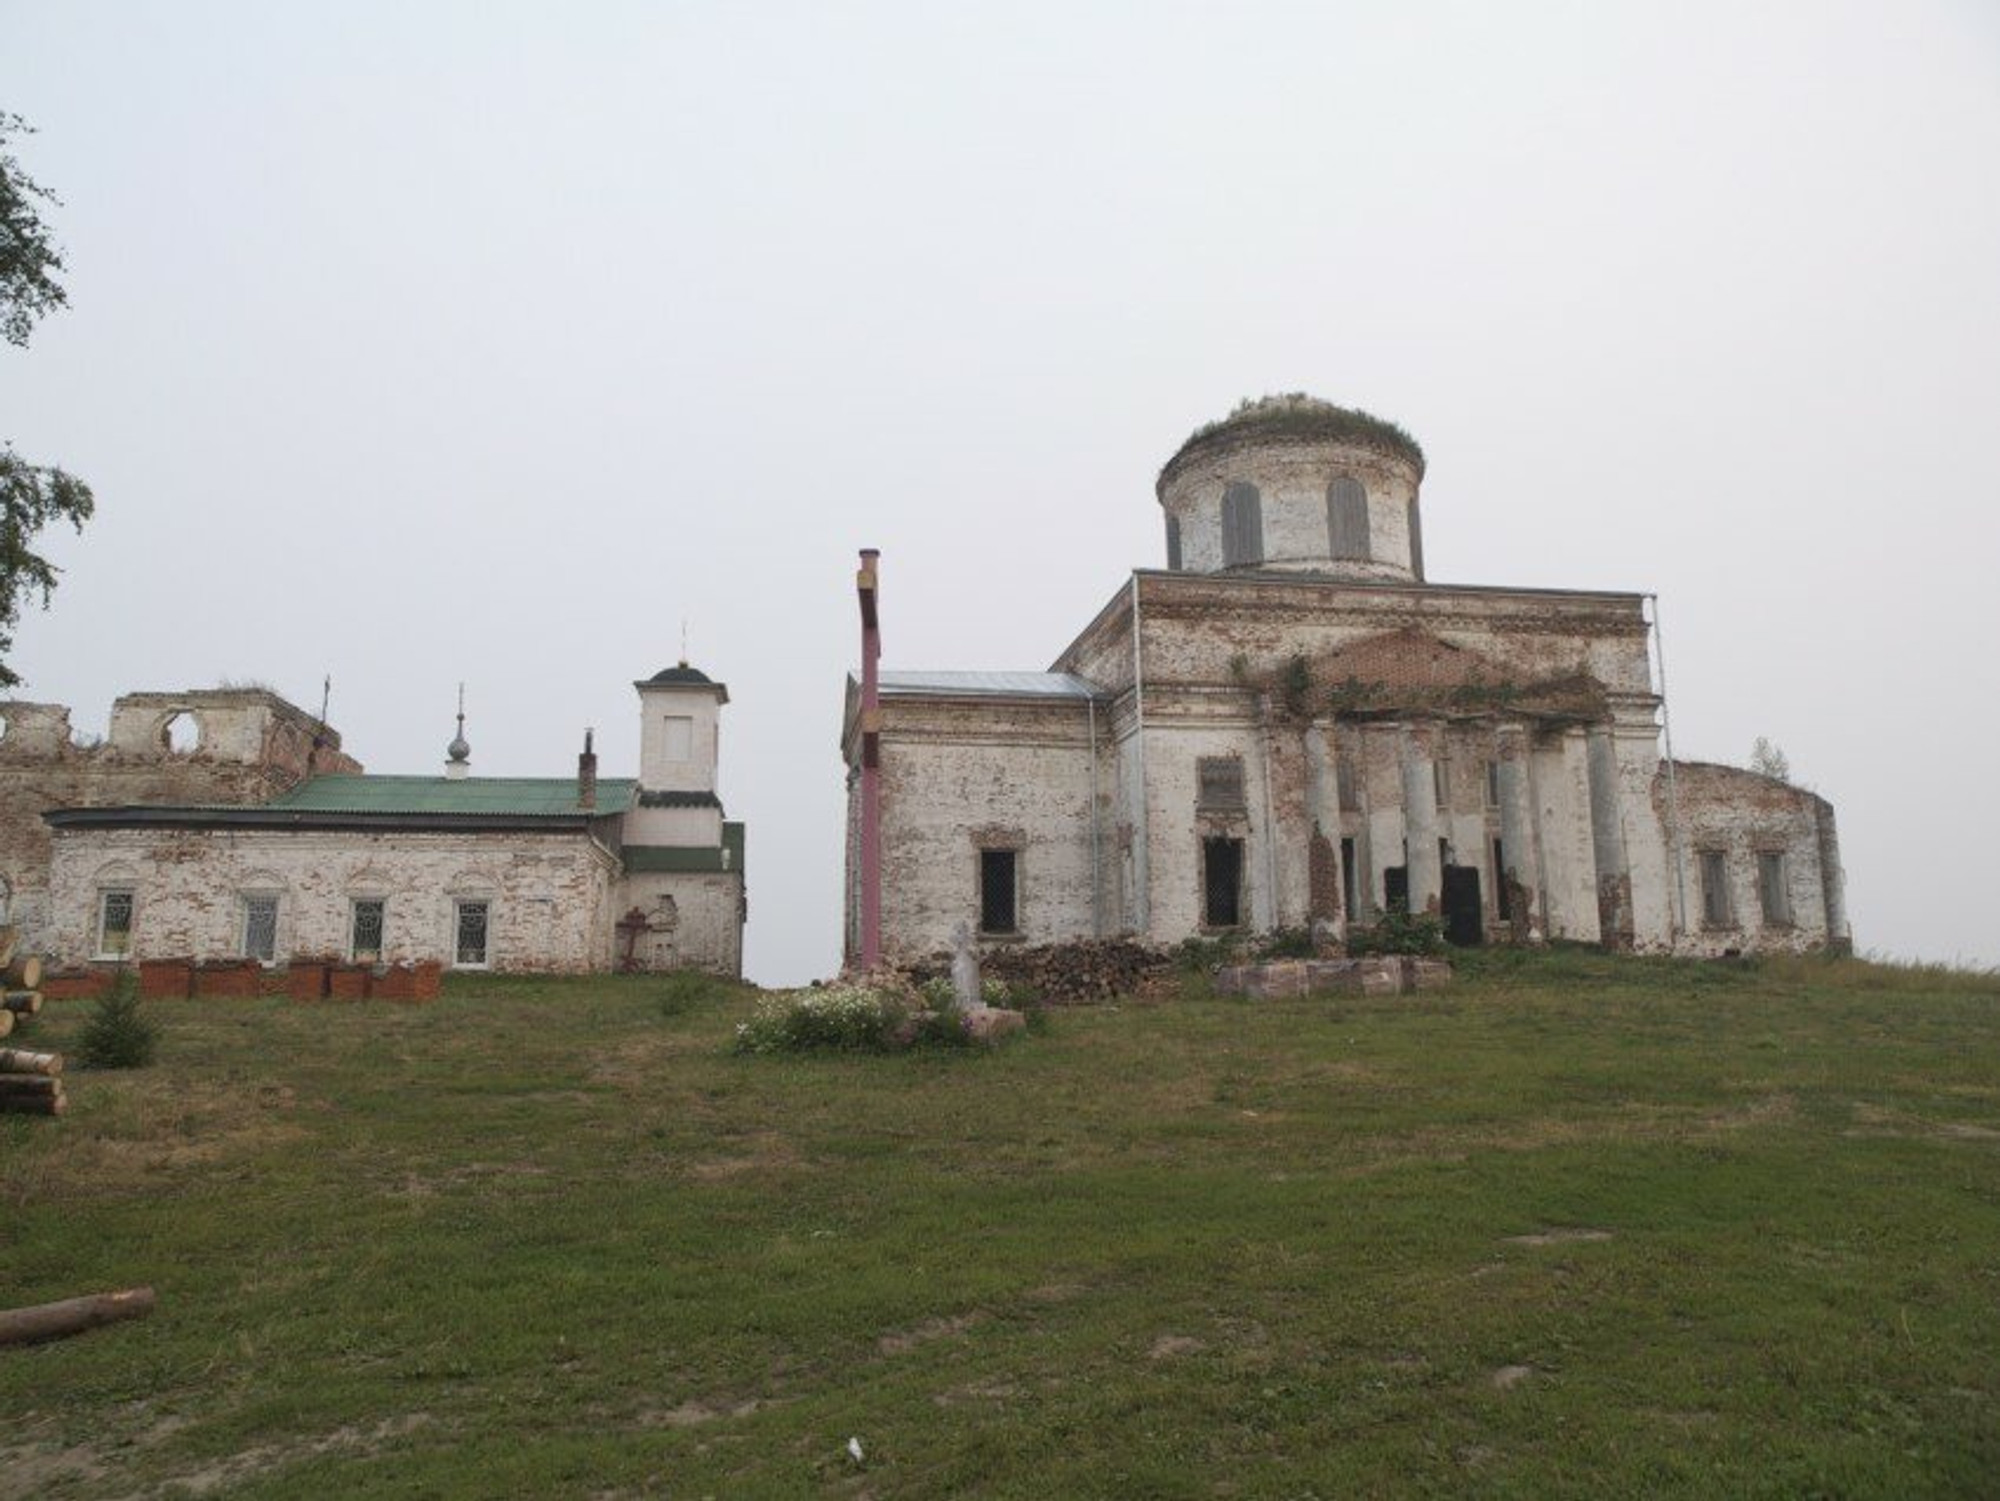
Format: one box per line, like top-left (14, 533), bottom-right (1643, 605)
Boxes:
top-left (843, 395), bottom-right (1847, 962)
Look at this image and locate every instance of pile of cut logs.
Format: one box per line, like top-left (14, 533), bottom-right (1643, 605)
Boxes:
top-left (0, 926), bottom-right (44, 1042)
top-left (0, 1045), bottom-right (63, 1116)
top-left (980, 938), bottom-right (1170, 1004)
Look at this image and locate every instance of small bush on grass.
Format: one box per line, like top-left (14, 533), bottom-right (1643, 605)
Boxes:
top-left (734, 984), bottom-right (906, 1055)
top-left (658, 969), bottom-right (733, 1018)
top-left (1174, 934), bottom-right (1242, 973)
top-left (78, 970), bottom-right (158, 1069)
top-left (1346, 911), bottom-right (1446, 957)
top-left (917, 975), bottom-right (1017, 1010)
top-left (1254, 927), bottom-right (1318, 960)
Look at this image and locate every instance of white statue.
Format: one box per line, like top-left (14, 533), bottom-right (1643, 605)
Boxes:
top-left (950, 920), bottom-right (984, 1011)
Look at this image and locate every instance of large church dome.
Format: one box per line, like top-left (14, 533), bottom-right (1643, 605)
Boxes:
top-left (1156, 395), bottom-right (1428, 582)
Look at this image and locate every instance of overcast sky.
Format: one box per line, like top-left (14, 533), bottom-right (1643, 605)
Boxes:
top-left (4, 1), bottom-right (1997, 982)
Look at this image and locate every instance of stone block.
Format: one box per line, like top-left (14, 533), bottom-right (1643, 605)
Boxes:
top-left (1246, 962), bottom-right (1308, 1000)
top-left (1213, 965), bottom-right (1248, 996)
top-left (1306, 960), bottom-right (1363, 994)
top-left (963, 1005), bottom-right (1026, 1043)
top-left (1405, 958), bottom-right (1453, 990)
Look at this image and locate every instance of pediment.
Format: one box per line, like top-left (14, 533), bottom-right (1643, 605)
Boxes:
top-left (1310, 627), bottom-right (1608, 722)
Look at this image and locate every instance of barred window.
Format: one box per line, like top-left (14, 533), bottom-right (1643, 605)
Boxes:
top-left (455, 899), bottom-right (490, 967)
top-left (979, 850), bottom-right (1018, 935)
top-left (97, 889), bottom-right (134, 958)
top-left (242, 895), bottom-right (279, 963)
top-left (1197, 756), bottom-right (1246, 811)
top-left (351, 899), bottom-right (385, 964)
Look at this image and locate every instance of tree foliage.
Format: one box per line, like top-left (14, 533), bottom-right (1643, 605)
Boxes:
top-left (0, 111), bottom-right (93, 689)
top-left (1750, 736), bottom-right (1792, 783)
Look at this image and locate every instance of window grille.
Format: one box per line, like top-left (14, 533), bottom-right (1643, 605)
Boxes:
top-left (351, 899), bottom-right (385, 964)
top-left (1327, 476), bottom-right (1370, 559)
top-left (243, 896), bottom-right (278, 963)
top-left (455, 900), bottom-right (490, 966)
top-left (1197, 756), bottom-right (1246, 811)
top-left (98, 889), bottom-right (134, 957)
top-left (979, 850), bottom-right (1018, 934)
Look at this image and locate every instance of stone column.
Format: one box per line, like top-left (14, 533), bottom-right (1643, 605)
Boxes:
top-left (1399, 722), bottom-right (1442, 915)
top-left (1302, 719), bottom-right (1346, 940)
top-left (1585, 725), bottom-right (1632, 948)
top-left (1494, 722), bottom-right (1544, 942)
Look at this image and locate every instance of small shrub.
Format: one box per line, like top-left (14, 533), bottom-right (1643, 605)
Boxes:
top-left (1175, 934), bottom-right (1242, 974)
top-left (918, 974), bottom-right (1016, 1009)
top-left (1346, 912), bottom-right (1446, 957)
top-left (78, 971), bottom-right (158, 1069)
top-left (733, 984), bottom-right (904, 1055)
top-left (1255, 927), bottom-right (1318, 960)
top-left (657, 970), bottom-right (730, 1018)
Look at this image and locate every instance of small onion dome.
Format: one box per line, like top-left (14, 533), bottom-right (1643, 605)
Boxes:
top-left (447, 732), bottom-right (470, 763)
top-left (646, 663), bottom-right (714, 685)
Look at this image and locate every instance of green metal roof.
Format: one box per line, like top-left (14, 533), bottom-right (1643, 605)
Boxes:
top-left (266, 775), bottom-right (636, 817)
top-left (623, 822), bottom-right (746, 876)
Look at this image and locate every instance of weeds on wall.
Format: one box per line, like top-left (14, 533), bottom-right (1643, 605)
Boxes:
top-left (1346, 912), bottom-right (1447, 958)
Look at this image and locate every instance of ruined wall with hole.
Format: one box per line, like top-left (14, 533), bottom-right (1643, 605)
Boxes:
top-left (0, 690), bottom-right (360, 949)
top-left (1659, 761), bottom-right (1847, 956)
top-left (46, 826), bottom-right (615, 971)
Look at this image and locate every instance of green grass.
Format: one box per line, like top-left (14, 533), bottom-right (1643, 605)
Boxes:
top-left (3, 954), bottom-right (1998, 1498)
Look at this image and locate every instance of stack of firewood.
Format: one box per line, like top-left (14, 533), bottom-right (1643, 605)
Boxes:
top-left (980, 938), bottom-right (1169, 1004)
top-left (0, 1047), bottom-right (63, 1115)
top-left (0, 927), bottom-right (42, 1040)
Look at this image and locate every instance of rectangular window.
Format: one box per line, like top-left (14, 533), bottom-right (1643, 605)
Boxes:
top-left (1222, 482), bottom-right (1263, 568)
top-left (1336, 755), bottom-right (1359, 812)
top-left (97, 889), bottom-right (134, 958)
top-left (1433, 758), bottom-right (1451, 811)
top-left (1485, 760), bottom-right (1501, 808)
top-left (351, 899), bottom-right (385, 964)
top-left (242, 895), bottom-right (279, 963)
top-left (1165, 515), bottom-right (1182, 571)
top-left (1339, 837), bottom-right (1358, 918)
top-left (1757, 852), bottom-right (1792, 926)
top-left (1699, 850), bottom-right (1734, 928)
top-left (1202, 837), bottom-right (1244, 928)
top-left (663, 715), bottom-right (694, 759)
top-left (979, 849), bottom-right (1018, 934)
top-left (1197, 756), bottom-right (1246, 811)
top-left (455, 899), bottom-right (490, 967)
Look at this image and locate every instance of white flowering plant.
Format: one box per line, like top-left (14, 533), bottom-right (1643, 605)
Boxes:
top-left (732, 984), bottom-right (907, 1055)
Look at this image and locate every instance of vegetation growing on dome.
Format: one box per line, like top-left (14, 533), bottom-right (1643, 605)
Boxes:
top-left (1159, 393), bottom-right (1426, 487)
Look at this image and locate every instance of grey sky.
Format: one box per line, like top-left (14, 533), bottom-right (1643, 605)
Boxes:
top-left (4, 1), bottom-right (1997, 982)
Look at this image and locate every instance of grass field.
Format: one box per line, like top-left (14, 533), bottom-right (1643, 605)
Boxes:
top-left (3, 950), bottom-right (1998, 1499)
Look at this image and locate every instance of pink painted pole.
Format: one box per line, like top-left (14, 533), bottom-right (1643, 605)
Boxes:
top-left (857, 548), bottom-right (883, 970)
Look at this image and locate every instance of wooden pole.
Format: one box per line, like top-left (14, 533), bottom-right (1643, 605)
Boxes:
top-left (0, 1048), bottom-right (61, 1076)
top-left (0, 927), bottom-right (17, 971)
top-left (0, 1010), bottom-right (13, 1040)
top-left (0, 1288), bottom-right (155, 1347)
top-left (3, 955), bottom-right (42, 990)
top-left (2, 992), bottom-right (43, 1015)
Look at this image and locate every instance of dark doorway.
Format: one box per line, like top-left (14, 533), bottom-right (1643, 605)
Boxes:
top-left (1441, 864), bottom-right (1484, 946)
top-left (1384, 865), bottom-right (1409, 914)
top-left (1340, 837), bottom-right (1358, 920)
top-left (1202, 837), bottom-right (1244, 928)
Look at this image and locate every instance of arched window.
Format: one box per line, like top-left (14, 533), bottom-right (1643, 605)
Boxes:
top-left (1328, 476), bottom-right (1370, 560)
top-left (1221, 482), bottom-right (1263, 568)
top-left (162, 712), bottom-right (200, 753)
top-left (1164, 515), bottom-right (1182, 571)
top-left (0, 875), bottom-right (11, 925)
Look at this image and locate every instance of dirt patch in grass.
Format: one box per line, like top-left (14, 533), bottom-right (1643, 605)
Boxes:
top-left (879, 1313), bottom-right (982, 1355)
top-left (1148, 1333), bottom-right (1206, 1360)
top-left (686, 1131), bottom-right (805, 1181)
top-left (638, 1397), bottom-right (763, 1428)
top-left (1490, 1364), bottom-right (1535, 1390)
top-left (157, 1413), bottom-right (435, 1496)
top-left (1505, 1228), bottom-right (1614, 1247)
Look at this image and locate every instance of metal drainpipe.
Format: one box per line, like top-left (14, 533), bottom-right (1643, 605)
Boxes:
top-left (858, 548), bottom-right (883, 970)
top-left (1128, 573), bottom-right (1149, 934)
top-left (1087, 695), bottom-right (1102, 938)
top-left (1648, 593), bottom-right (1688, 941)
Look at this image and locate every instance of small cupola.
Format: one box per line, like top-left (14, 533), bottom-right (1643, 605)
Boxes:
top-left (445, 684), bottom-right (471, 780)
top-left (634, 660), bottom-right (729, 797)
